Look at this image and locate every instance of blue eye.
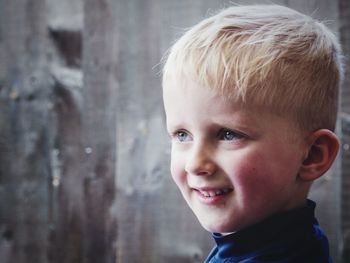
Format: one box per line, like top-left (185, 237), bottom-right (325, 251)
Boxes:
top-left (175, 131), bottom-right (191, 142)
top-left (219, 129), bottom-right (243, 141)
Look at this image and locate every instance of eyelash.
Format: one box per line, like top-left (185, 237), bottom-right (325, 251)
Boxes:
top-left (218, 129), bottom-right (244, 141)
top-left (171, 129), bottom-right (245, 142)
top-left (173, 130), bottom-right (191, 142)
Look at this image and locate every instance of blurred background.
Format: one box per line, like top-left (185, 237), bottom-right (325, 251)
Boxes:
top-left (0, 0), bottom-right (349, 262)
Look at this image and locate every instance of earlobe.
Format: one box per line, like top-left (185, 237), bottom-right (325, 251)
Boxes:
top-left (299, 129), bottom-right (339, 181)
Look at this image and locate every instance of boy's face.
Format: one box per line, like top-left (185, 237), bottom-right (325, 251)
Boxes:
top-left (163, 78), bottom-right (310, 233)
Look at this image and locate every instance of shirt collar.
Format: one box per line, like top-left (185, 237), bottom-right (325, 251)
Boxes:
top-left (211, 199), bottom-right (316, 256)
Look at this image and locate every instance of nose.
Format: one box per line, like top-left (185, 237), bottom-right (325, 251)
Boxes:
top-left (185, 142), bottom-right (217, 176)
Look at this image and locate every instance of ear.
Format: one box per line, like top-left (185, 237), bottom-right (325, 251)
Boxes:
top-left (299, 129), bottom-right (339, 182)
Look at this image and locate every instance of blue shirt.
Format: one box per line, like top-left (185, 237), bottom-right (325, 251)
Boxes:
top-left (205, 200), bottom-right (332, 263)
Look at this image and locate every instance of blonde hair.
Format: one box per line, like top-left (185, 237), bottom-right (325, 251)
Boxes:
top-left (162, 5), bottom-right (343, 131)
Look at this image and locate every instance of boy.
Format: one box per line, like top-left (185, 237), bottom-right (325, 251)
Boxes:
top-left (162, 4), bottom-right (343, 263)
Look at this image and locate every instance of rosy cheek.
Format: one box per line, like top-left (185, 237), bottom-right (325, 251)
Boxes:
top-left (170, 158), bottom-right (186, 184)
top-left (230, 157), bottom-right (272, 195)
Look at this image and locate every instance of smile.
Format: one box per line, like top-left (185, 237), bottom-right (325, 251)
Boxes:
top-left (196, 188), bottom-right (233, 198)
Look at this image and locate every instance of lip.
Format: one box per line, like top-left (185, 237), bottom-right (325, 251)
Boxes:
top-left (192, 187), bottom-right (233, 205)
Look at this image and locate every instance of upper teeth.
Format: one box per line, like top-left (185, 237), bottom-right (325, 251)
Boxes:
top-left (200, 189), bottom-right (231, 197)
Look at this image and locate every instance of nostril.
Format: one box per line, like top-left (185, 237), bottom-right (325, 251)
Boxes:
top-left (186, 161), bottom-right (216, 176)
top-left (197, 170), bottom-right (212, 176)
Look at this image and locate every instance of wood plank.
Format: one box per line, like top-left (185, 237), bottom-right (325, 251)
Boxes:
top-left (81, 0), bottom-right (117, 262)
top-left (0, 0), bottom-right (50, 262)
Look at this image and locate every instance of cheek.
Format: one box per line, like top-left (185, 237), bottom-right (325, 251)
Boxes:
top-left (170, 154), bottom-right (186, 185)
top-left (227, 153), bottom-right (279, 197)
top-left (232, 158), bottom-right (266, 184)
top-left (230, 149), bottom-right (300, 201)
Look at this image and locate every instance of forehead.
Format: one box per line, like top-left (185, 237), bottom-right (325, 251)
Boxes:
top-left (163, 77), bottom-right (237, 114)
top-left (163, 76), bottom-right (261, 118)
top-left (164, 78), bottom-right (263, 129)
top-left (163, 78), bottom-right (304, 141)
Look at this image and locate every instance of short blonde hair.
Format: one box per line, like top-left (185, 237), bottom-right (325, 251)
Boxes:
top-left (162, 5), bottom-right (343, 131)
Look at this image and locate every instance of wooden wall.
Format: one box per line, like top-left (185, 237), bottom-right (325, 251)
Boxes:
top-left (0, 0), bottom-right (348, 262)
top-left (340, 0), bottom-right (350, 261)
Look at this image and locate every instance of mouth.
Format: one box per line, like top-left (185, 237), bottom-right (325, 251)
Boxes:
top-left (194, 187), bottom-right (233, 198)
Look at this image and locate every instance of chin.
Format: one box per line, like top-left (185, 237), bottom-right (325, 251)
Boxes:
top-left (199, 218), bottom-right (237, 234)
